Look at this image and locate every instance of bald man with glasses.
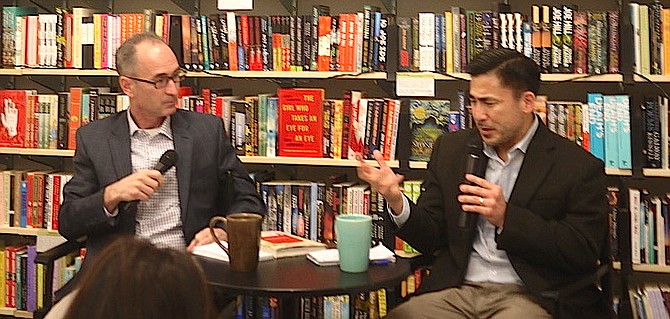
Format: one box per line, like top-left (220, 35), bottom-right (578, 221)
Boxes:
top-left (57, 32), bottom-right (265, 300)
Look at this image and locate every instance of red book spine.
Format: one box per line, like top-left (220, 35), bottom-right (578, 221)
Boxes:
top-left (51, 175), bottom-right (61, 231)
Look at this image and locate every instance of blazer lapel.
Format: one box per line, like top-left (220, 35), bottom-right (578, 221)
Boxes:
top-left (108, 112), bottom-right (132, 179)
top-left (508, 124), bottom-right (555, 207)
top-left (171, 112), bottom-right (192, 222)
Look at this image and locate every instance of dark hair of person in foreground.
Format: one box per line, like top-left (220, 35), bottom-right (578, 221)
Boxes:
top-left (64, 236), bottom-right (215, 319)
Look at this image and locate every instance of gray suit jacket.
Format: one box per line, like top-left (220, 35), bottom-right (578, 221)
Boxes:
top-left (59, 109), bottom-right (265, 262)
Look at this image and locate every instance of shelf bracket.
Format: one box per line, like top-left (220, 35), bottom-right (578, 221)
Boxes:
top-left (380, 0), bottom-right (396, 15)
top-left (77, 75), bottom-right (116, 89)
top-left (280, 0), bottom-right (297, 16)
top-left (20, 155), bottom-right (66, 171)
top-left (172, 0), bottom-right (199, 15)
top-left (375, 79), bottom-right (396, 99)
top-left (27, 75), bottom-right (66, 93)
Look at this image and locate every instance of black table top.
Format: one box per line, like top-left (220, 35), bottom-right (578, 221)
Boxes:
top-left (195, 255), bottom-right (411, 298)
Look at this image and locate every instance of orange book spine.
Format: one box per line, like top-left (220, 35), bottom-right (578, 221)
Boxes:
top-left (317, 16), bottom-right (331, 71)
top-left (68, 87), bottom-right (82, 150)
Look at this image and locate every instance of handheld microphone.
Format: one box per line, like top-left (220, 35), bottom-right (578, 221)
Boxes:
top-left (457, 140), bottom-right (487, 229)
top-left (121, 150), bottom-right (179, 212)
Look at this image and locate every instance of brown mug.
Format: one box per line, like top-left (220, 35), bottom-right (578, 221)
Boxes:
top-left (208, 213), bottom-right (263, 272)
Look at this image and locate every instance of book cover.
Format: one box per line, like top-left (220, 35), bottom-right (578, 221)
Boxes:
top-left (277, 88), bottom-right (324, 158)
top-left (0, 90), bottom-right (31, 148)
top-left (603, 95), bottom-right (619, 169)
top-left (409, 99), bottom-right (451, 161)
top-left (260, 230), bottom-right (326, 259)
top-left (587, 93), bottom-right (605, 162)
top-left (191, 241), bottom-right (274, 263)
top-left (616, 95), bottom-right (632, 169)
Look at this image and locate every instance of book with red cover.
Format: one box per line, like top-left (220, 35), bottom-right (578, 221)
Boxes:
top-left (0, 90), bottom-right (32, 148)
top-left (260, 230), bottom-right (327, 258)
top-left (277, 88), bottom-right (324, 157)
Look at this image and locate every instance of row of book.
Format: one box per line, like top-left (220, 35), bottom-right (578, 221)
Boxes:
top-left (0, 243), bottom-right (83, 313)
top-left (642, 95), bottom-right (670, 170)
top-left (626, 188), bottom-right (670, 267)
top-left (0, 88), bottom-right (129, 150)
top-left (0, 170), bottom-right (72, 231)
top-left (629, 2), bottom-right (670, 76)
top-left (628, 284), bottom-right (670, 319)
top-left (258, 177), bottom-right (392, 248)
top-left (233, 292), bottom-right (389, 319)
top-left (399, 6), bottom-right (619, 75)
top-left (0, 4), bottom-right (390, 73)
top-left (220, 88), bottom-right (402, 160)
top-left (535, 93), bottom-right (633, 170)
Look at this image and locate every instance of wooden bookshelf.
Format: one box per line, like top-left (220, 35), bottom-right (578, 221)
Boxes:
top-left (642, 168), bottom-right (670, 178)
top-left (0, 308), bottom-right (32, 318)
top-left (0, 147), bottom-right (74, 157)
top-left (240, 156), bottom-right (399, 168)
top-left (0, 226), bottom-right (59, 237)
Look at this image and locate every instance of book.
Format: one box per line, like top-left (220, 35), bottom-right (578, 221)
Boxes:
top-left (306, 243), bottom-right (396, 267)
top-left (277, 88), bottom-right (325, 158)
top-left (191, 241), bottom-right (274, 263)
top-left (259, 230), bottom-right (327, 259)
top-left (409, 99), bottom-right (452, 161)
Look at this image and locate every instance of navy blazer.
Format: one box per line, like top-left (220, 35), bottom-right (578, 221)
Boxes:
top-left (396, 121), bottom-right (609, 319)
top-left (59, 109), bottom-right (265, 262)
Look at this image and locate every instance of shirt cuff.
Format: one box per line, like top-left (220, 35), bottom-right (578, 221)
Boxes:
top-left (105, 206), bottom-right (119, 218)
top-left (388, 195), bottom-right (410, 228)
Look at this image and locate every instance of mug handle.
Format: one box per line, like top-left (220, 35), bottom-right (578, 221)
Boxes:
top-left (208, 216), bottom-right (230, 256)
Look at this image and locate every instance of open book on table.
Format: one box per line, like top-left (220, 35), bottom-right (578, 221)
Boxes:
top-left (306, 244), bottom-right (396, 267)
top-left (192, 231), bottom-right (328, 262)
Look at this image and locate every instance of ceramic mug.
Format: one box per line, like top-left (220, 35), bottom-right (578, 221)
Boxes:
top-left (208, 213), bottom-right (263, 272)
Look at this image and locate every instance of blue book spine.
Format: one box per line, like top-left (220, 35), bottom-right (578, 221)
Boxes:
top-left (587, 93), bottom-right (605, 162)
top-left (616, 95), bottom-right (632, 169)
top-left (266, 97), bottom-right (278, 157)
top-left (80, 93), bottom-right (90, 126)
top-left (310, 182), bottom-right (318, 241)
top-left (20, 181), bottom-right (27, 228)
top-left (603, 95), bottom-right (619, 169)
top-left (372, 11), bottom-right (382, 70)
top-left (237, 45), bottom-right (246, 71)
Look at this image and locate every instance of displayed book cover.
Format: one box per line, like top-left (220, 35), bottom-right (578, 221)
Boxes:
top-left (277, 88), bottom-right (324, 158)
top-left (409, 99), bottom-right (451, 161)
top-left (0, 90), bottom-right (32, 148)
top-left (260, 230), bottom-right (327, 259)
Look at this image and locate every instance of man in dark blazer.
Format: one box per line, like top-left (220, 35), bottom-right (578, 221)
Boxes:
top-left (59, 32), bottom-right (265, 266)
top-left (358, 49), bottom-right (609, 319)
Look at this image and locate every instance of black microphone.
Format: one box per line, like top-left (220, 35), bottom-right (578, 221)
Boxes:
top-left (458, 140), bottom-right (487, 229)
top-left (121, 150), bottom-right (179, 212)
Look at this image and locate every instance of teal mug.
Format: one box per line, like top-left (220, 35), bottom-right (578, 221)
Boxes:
top-left (335, 214), bottom-right (372, 273)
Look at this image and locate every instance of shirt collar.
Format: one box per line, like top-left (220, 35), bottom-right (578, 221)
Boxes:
top-left (483, 115), bottom-right (539, 157)
top-left (127, 111), bottom-right (173, 140)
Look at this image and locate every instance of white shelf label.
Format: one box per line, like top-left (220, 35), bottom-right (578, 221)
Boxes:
top-left (396, 72), bottom-right (435, 97)
top-left (218, 0), bottom-right (253, 10)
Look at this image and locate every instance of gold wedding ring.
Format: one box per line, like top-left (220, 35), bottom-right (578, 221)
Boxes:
top-left (478, 197), bottom-right (485, 206)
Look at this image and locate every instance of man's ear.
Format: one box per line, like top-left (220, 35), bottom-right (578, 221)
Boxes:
top-left (522, 91), bottom-right (536, 114)
top-left (119, 76), bottom-right (134, 97)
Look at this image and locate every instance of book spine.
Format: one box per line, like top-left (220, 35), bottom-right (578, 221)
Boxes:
top-left (561, 5), bottom-right (574, 73)
top-left (616, 95), bottom-right (632, 169)
top-left (551, 6), bottom-right (562, 73)
top-left (588, 93), bottom-right (605, 162)
top-left (608, 11), bottom-right (620, 74)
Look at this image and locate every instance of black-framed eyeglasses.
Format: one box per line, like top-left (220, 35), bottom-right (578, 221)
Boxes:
top-left (123, 69), bottom-right (187, 89)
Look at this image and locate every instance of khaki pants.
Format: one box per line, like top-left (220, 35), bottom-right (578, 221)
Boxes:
top-left (386, 282), bottom-right (553, 319)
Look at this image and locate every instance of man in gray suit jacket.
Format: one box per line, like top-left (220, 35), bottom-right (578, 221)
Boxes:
top-left (358, 49), bottom-right (609, 319)
top-left (59, 32), bottom-right (265, 266)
